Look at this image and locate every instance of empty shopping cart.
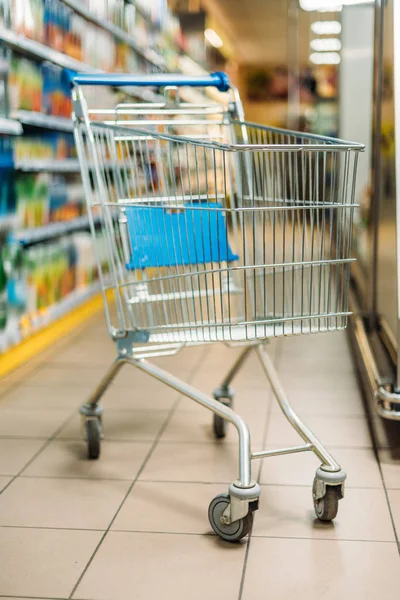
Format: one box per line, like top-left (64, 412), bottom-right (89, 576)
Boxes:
top-left (71, 72), bottom-right (364, 541)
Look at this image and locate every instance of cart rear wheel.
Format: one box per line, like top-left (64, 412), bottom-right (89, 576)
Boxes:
top-left (208, 493), bottom-right (253, 542)
top-left (86, 419), bottom-right (101, 460)
top-left (212, 390), bottom-right (233, 440)
top-left (213, 414), bottom-right (227, 439)
top-left (313, 483), bottom-right (340, 521)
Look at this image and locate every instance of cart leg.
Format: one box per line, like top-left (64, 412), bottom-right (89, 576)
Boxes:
top-left (79, 357), bottom-right (127, 459)
top-left (212, 345), bottom-right (254, 439)
top-left (131, 357), bottom-right (260, 540)
top-left (256, 344), bottom-right (346, 521)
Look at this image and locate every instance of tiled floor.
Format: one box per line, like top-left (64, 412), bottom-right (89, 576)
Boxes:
top-left (0, 315), bottom-right (399, 599)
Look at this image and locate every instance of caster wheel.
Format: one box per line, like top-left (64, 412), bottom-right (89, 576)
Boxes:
top-left (313, 481), bottom-right (341, 521)
top-left (208, 493), bottom-right (253, 542)
top-left (85, 419), bottom-right (101, 460)
top-left (213, 414), bottom-right (227, 439)
top-left (212, 391), bottom-right (233, 440)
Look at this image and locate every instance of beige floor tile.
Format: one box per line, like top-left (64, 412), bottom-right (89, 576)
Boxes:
top-left (45, 340), bottom-right (116, 366)
top-left (101, 383), bottom-right (180, 410)
top-left (73, 531), bottom-right (246, 600)
top-left (253, 486), bottom-right (395, 542)
top-left (0, 407), bottom-right (72, 438)
top-left (160, 407), bottom-right (267, 446)
top-left (24, 439), bottom-right (152, 480)
top-left (241, 537), bottom-right (400, 600)
top-left (270, 388), bottom-right (365, 417)
top-left (139, 441), bottom-right (240, 483)
top-left (112, 481), bottom-right (223, 534)
top-left (0, 527), bottom-right (101, 598)
top-left (260, 448), bottom-right (383, 489)
top-left (24, 365), bottom-right (110, 387)
top-left (0, 384), bottom-right (93, 410)
top-left (58, 410), bottom-right (169, 442)
top-left (0, 476), bottom-right (11, 492)
top-left (190, 358), bottom-right (270, 392)
top-left (379, 449), bottom-right (400, 489)
top-left (387, 489), bottom-right (400, 536)
top-left (0, 477), bottom-right (131, 529)
top-left (0, 438), bottom-right (45, 475)
top-left (277, 372), bottom-right (361, 395)
top-left (279, 330), bottom-right (350, 352)
top-left (265, 412), bottom-right (372, 448)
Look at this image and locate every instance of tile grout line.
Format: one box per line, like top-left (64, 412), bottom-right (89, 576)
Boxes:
top-left (67, 345), bottom-right (211, 600)
top-left (373, 447), bottom-right (400, 555)
top-left (0, 409), bottom-right (81, 498)
top-left (238, 341), bottom-right (280, 600)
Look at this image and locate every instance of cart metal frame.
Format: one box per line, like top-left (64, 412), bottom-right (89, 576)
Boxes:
top-left (72, 72), bottom-right (364, 541)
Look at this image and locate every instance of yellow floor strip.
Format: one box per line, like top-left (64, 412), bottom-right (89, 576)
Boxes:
top-left (0, 292), bottom-right (105, 380)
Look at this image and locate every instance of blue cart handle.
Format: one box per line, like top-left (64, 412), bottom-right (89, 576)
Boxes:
top-left (72, 71), bottom-right (231, 93)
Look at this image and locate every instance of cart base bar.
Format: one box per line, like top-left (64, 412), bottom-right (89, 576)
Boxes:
top-left (78, 340), bottom-right (347, 539)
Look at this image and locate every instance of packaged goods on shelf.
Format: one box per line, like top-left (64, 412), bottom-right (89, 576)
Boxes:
top-left (9, 57), bottom-right (72, 116)
top-left (15, 172), bottom-right (84, 228)
top-left (14, 131), bottom-right (76, 161)
top-left (10, 0), bottom-right (158, 71)
top-left (0, 138), bottom-right (15, 218)
top-left (0, 228), bottom-right (107, 341)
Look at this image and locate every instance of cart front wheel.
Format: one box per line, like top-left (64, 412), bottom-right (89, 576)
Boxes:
top-left (313, 482), bottom-right (340, 521)
top-left (208, 493), bottom-right (253, 542)
top-left (86, 419), bottom-right (101, 460)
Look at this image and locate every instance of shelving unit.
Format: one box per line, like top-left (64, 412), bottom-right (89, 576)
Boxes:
top-left (15, 158), bottom-right (80, 173)
top-left (0, 0), bottom-right (221, 365)
top-left (16, 215), bottom-right (102, 245)
top-left (0, 117), bottom-right (22, 135)
top-left (60, 0), bottom-right (167, 69)
top-left (12, 110), bottom-right (74, 132)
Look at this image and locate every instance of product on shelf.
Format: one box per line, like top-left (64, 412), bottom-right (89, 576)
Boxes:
top-left (21, 229), bottom-right (107, 317)
top-left (14, 131), bottom-right (76, 161)
top-left (0, 250), bottom-right (7, 331)
top-left (0, 138), bottom-right (16, 218)
top-left (10, 0), bottom-right (184, 72)
top-left (9, 57), bottom-right (73, 116)
top-left (15, 172), bottom-right (84, 228)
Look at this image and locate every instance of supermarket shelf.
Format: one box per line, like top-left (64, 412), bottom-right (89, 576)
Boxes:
top-left (0, 29), bottom-right (162, 104)
top-left (16, 215), bottom-right (104, 245)
top-left (0, 117), bottom-right (22, 135)
top-left (13, 110), bottom-right (74, 132)
top-left (15, 158), bottom-right (80, 173)
top-left (60, 0), bottom-right (166, 69)
top-left (0, 214), bottom-right (18, 232)
top-left (129, 0), bottom-right (161, 33)
top-left (0, 27), bottom-right (98, 72)
top-left (0, 282), bottom-right (104, 362)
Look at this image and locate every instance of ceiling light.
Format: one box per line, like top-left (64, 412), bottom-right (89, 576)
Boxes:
top-left (301, 0), bottom-right (373, 10)
top-left (204, 28), bottom-right (223, 49)
top-left (310, 38), bottom-right (342, 51)
top-left (311, 20), bottom-right (341, 34)
top-left (300, 0), bottom-right (342, 10)
top-left (309, 51), bottom-right (341, 64)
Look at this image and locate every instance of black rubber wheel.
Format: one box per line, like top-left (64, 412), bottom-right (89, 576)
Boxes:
top-left (313, 484), bottom-right (340, 521)
top-left (86, 419), bottom-right (101, 460)
top-left (213, 414), bottom-right (227, 439)
top-left (208, 493), bottom-right (253, 542)
top-left (212, 396), bottom-right (232, 440)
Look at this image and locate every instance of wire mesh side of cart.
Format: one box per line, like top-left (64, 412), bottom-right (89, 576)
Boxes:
top-left (73, 101), bottom-right (363, 345)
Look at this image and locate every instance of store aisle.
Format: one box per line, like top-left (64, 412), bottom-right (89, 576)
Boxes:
top-left (0, 314), bottom-right (399, 599)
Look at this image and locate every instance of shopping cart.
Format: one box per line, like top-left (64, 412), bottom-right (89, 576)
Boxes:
top-left (71, 72), bottom-right (364, 542)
